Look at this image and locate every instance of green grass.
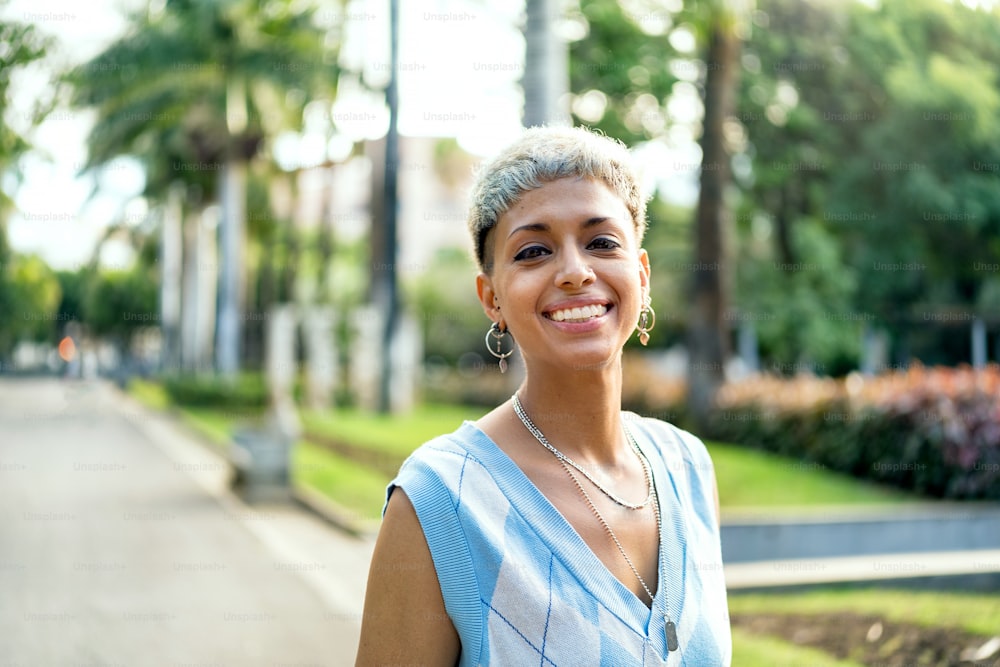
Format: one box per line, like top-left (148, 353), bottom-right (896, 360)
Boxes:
top-left (707, 441), bottom-right (914, 511)
top-left (301, 403), bottom-right (488, 459)
top-left (128, 379), bottom-right (919, 523)
top-left (129, 377), bottom-right (171, 410)
top-left (728, 588), bottom-right (1000, 637)
top-left (303, 406), bottom-right (914, 510)
top-left (731, 627), bottom-right (865, 667)
top-left (293, 441), bottom-right (389, 523)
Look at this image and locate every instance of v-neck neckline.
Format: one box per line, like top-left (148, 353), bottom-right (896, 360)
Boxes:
top-left (455, 418), bottom-right (687, 638)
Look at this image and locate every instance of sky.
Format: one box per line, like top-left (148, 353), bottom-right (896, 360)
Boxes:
top-left (2, 0), bottom-right (700, 271)
top-left (2, 0), bottom-right (146, 271)
top-left (2, 0), bottom-right (542, 270)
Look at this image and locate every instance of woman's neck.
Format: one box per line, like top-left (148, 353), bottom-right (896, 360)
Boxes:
top-left (514, 362), bottom-right (629, 468)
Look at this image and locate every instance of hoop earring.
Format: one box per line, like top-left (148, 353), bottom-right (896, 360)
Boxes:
top-left (636, 299), bottom-right (656, 346)
top-left (485, 321), bottom-right (515, 373)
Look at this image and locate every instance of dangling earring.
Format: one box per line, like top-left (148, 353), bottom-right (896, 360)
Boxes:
top-left (636, 296), bottom-right (656, 346)
top-left (485, 321), bottom-right (515, 373)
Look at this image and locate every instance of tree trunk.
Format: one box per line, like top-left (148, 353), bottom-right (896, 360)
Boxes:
top-left (775, 183), bottom-right (796, 268)
top-left (159, 184), bottom-right (183, 373)
top-left (180, 205), bottom-right (217, 374)
top-left (523, 0), bottom-right (570, 127)
top-left (217, 77), bottom-right (249, 379)
top-left (317, 163), bottom-right (336, 303)
top-left (687, 14), bottom-right (741, 430)
top-left (180, 206), bottom-right (199, 374)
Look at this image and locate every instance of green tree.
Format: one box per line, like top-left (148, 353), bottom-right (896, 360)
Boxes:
top-left (0, 14), bottom-right (52, 360)
top-left (568, 1), bottom-right (749, 423)
top-left (736, 0), bottom-right (1000, 369)
top-left (0, 255), bottom-right (61, 358)
top-left (83, 266), bottom-right (158, 355)
top-left (685, 0), bottom-right (750, 427)
top-left (568, 0), bottom-right (677, 144)
top-left (66, 0), bottom-right (343, 375)
top-left (834, 0), bottom-right (1000, 362)
top-left (732, 0), bottom-right (865, 373)
top-left (53, 268), bottom-right (91, 332)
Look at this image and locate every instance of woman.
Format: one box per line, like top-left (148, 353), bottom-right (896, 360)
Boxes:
top-left (355, 126), bottom-right (731, 666)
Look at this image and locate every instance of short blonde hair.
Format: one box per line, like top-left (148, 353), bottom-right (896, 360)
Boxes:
top-left (467, 126), bottom-right (648, 272)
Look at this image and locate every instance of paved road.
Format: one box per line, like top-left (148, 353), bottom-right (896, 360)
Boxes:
top-left (0, 377), bottom-right (374, 667)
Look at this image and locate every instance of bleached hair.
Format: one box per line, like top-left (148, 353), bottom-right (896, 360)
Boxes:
top-left (467, 125), bottom-right (648, 273)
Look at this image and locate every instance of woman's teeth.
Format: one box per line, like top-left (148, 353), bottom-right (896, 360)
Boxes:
top-left (548, 304), bottom-right (608, 322)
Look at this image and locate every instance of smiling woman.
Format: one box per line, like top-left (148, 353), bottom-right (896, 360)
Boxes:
top-left (355, 126), bottom-right (732, 666)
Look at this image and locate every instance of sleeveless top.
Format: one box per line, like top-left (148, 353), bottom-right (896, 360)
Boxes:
top-left (386, 416), bottom-right (732, 666)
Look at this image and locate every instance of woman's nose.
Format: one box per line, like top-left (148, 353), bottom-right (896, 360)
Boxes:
top-left (554, 246), bottom-right (596, 289)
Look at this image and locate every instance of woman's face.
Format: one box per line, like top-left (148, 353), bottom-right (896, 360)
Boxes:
top-left (476, 176), bottom-right (650, 374)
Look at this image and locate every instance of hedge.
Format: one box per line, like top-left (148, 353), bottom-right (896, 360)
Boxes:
top-left (705, 365), bottom-right (1000, 499)
top-left (162, 373), bottom-right (268, 410)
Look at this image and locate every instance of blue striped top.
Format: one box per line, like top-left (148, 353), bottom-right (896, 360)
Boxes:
top-left (386, 416), bottom-right (732, 666)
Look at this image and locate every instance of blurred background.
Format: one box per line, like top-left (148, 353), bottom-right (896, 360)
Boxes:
top-left (2, 0), bottom-right (1000, 664)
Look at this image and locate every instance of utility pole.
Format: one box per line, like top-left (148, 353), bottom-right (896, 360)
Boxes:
top-left (522, 0), bottom-right (569, 127)
top-left (376, 0), bottom-right (400, 413)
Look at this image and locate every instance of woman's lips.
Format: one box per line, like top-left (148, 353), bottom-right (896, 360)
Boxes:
top-left (545, 303), bottom-right (610, 322)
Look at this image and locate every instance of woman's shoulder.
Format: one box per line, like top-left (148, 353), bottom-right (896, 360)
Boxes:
top-left (403, 420), bottom-right (490, 465)
top-left (624, 412), bottom-right (715, 471)
top-left (391, 421), bottom-right (487, 494)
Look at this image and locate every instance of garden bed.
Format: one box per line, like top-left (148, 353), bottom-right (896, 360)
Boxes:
top-left (732, 612), bottom-right (999, 666)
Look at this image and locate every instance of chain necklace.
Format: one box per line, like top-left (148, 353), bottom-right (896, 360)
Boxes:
top-left (511, 393), bottom-right (653, 510)
top-left (511, 393), bottom-right (679, 652)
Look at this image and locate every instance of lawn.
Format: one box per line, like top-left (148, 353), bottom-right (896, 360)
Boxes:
top-left (300, 404), bottom-right (916, 519)
top-left (732, 628), bottom-right (865, 667)
top-left (293, 440), bottom-right (390, 524)
top-left (707, 441), bottom-right (913, 512)
top-left (300, 403), bottom-right (487, 460)
top-left (129, 379), bottom-right (917, 522)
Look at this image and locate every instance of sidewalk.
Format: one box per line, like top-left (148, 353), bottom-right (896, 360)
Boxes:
top-left (0, 377), bottom-right (374, 667)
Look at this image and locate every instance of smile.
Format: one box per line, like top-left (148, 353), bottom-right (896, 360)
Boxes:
top-left (545, 303), bottom-right (609, 323)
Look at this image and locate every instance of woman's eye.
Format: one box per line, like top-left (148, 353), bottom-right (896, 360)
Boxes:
top-left (589, 237), bottom-right (621, 251)
top-left (514, 245), bottom-right (549, 261)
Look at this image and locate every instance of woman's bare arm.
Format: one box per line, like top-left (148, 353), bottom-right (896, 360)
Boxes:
top-left (355, 489), bottom-right (461, 666)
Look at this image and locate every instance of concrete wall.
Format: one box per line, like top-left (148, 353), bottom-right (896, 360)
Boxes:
top-left (721, 506), bottom-right (1000, 563)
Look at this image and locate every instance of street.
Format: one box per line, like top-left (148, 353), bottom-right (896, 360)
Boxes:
top-left (0, 377), bottom-right (373, 667)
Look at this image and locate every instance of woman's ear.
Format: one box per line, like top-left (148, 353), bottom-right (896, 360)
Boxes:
top-left (476, 272), bottom-right (501, 323)
top-left (638, 248), bottom-right (651, 297)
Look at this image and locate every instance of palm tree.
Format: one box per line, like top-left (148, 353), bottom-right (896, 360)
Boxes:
top-left (686, 0), bottom-right (751, 430)
top-left (66, 0), bottom-right (342, 376)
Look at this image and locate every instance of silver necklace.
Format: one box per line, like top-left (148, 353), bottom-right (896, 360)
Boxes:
top-left (511, 393), bottom-right (653, 510)
top-left (564, 462), bottom-right (679, 652)
top-left (512, 394), bottom-right (679, 652)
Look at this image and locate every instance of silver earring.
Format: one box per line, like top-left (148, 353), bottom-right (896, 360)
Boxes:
top-left (485, 321), bottom-right (515, 373)
top-left (637, 298), bottom-right (656, 346)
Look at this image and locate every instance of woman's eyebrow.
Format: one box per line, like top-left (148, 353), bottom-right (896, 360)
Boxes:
top-left (508, 222), bottom-right (549, 239)
top-left (507, 217), bottom-right (615, 239)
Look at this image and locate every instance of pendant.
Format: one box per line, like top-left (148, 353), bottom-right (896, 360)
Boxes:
top-left (499, 357), bottom-right (508, 373)
top-left (665, 618), bottom-right (678, 652)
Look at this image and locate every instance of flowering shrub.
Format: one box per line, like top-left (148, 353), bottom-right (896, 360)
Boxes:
top-left (708, 365), bottom-right (1000, 499)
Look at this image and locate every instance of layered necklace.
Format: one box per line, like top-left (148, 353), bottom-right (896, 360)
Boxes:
top-left (511, 393), bottom-right (679, 653)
